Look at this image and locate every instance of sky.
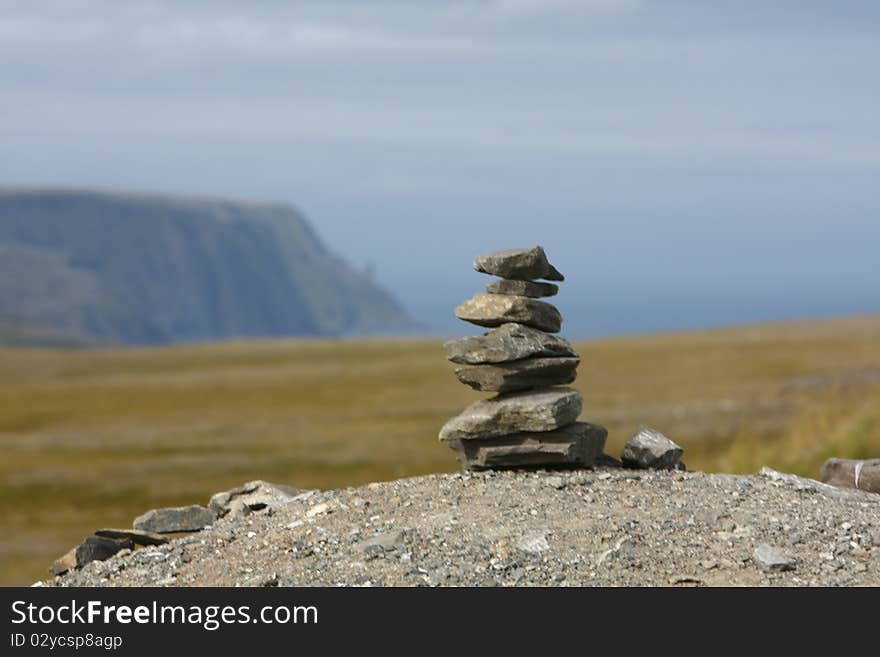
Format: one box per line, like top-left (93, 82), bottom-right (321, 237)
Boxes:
top-left (1, 0), bottom-right (878, 337)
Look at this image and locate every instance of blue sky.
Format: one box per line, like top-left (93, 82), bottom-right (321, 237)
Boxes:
top-left (1, 1), bottom-right (878, 337)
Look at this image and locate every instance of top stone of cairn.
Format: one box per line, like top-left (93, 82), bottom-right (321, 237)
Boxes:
top-left (474, 246), bottom-right (564, 282)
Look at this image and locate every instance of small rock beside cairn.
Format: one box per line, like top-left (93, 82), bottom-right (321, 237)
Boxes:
top-left (440, 246), bottom-right (607, 470)
top-left (820, 458), bottom-right (880, 494)
top-left (48, 481), bottom-right (304, 576)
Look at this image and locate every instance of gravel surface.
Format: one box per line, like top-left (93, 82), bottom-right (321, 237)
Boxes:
top-left (46, 467), bottom-right (880, 587)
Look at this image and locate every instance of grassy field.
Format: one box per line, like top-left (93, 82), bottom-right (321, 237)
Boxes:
top-left (2, 314), bottom-right (880, 585)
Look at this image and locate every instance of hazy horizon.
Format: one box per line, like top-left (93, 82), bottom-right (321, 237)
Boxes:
top-left (2, 1), bottom-right (878, 338)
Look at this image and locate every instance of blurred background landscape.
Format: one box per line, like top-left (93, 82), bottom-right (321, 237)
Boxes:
top-left (3, 318), bottom-right (880, 585)
top-left (1, 1), bottom-right (879, 584)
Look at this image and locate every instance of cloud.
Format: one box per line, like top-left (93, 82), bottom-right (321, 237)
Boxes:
top-left (1, 1), bottom-right (879, 178)
top-left (491, 0), bottom-right (641, 16)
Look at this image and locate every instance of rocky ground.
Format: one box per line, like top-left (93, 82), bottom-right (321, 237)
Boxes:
top-left (45, 466), bottom-right (880, 587)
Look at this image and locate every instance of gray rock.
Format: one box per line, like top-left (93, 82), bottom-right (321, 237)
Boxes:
top-left (759, 467), bottom-right (878, 501)
top-left (621, 426), bottom-right (684, 470)
top-left (439, 387), bottom-right (582, 442)
top-left (598, 537), bottom-right (637, 565)
top-left (444, 323), bottom-right (577, 365)
top-left (454, 294), bottom-right (562, 333)
top-left (486, 279), bottom-right (558, 298)
top-left (753, 544), bottom-right (796, 572)
top-left (354, 530), bottom-right (405, 554)
top-left (819, 458), bottom-right (880, 494)
top-left (133, 505), bottom-right (215, 534)
top-left (454, 356), bottom-right (580, 393)
top-left (447, 422), bottom-right (607, 470)
top-left (516, 530), bottom-right (550, 554)
top-left (474, 246), bottom-right (564, 281)
top-left (95, 528), bottom-right (169, 546)
top-left (208, 480), bottom-right (306, 519)
top-left (208, 481), bottom-right (259, 516)
top-left (75, 536), bottom-right (134, 568)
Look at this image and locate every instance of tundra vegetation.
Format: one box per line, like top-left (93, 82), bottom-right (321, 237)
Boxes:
top-left (1, 314), bottom-right (879, 584)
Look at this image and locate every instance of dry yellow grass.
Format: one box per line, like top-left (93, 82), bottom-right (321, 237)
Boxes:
top-left (2, 315), bottom-right (880, 585)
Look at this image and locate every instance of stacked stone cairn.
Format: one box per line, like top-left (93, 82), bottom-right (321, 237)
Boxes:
top-left (439, 246), bottom-right (608, 470)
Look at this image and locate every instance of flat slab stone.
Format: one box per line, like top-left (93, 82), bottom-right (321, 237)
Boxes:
top-left (445, 323), bottom-right (577, 365)
top-left (455, 294), bottom-right (561, 333)
top-left (454, 356), bottom-right (580, 393)
top-left (95, 528), bottom-right (169, 546)
top-left (75, 536), bottom-right (134, 568)
top-left (621, 426), bottom-right (684, 470)
top-left (447, 422), bottom-right (607, 470)
top-left (439, 387), bottom-right (582, 442)
top-left (486, 279), bottom-right (558, 298)
top-left (209, 480), bottom-right (307, 519)
top-left (820, 458), bottom-right (880, 494)
top-left (474, 246), bottom-right (564, 281)
top-left (133, 505), bottom-right (215, 534)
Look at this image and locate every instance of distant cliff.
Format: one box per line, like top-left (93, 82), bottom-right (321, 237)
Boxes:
top-left (0, 189), bottom-right (416, 345)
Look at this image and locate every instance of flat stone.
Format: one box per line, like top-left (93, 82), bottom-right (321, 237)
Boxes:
top-left (133, 505), bottom-right (215, 534)
top-left (454, 356), bottom-right (580, 393)
top-left (454, 294), bottom-right (561, 333)
top-left (75, 536), bottom-right (134, 568)
top-left (753, 544), bottom-right (796, 572)
top-left (354, 530), bottom-right (405, 554)
top-left (208, 480), bottom-right (307, 519)
top-left (95, 528), bottom-right (169, 546)
top-left (474, 246), bottom-right (564, 281)
top-left (447, 422), bottom-right (607, 470)
top-left (486, 279), bottom-right (558, 298)
top-left (516, 530), bottom-right (551, 554)
top-left (445, 323), bottom-right (577, 365)
top-left (49, 547), bottom-right (78, 576)
top-left (621, 426), bottom-right (684, 470)
top-left (439, 387), bottom-right (583, 442)
top-left (819, 458), bottom-right (880, 494)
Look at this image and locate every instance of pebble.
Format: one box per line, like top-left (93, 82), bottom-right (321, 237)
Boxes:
top-left (305, 503), bottom-right (331, 518)
top-left (516, 531), bottom-right (550, 554)
top-left (753, 544), bottom-right (797, 572)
